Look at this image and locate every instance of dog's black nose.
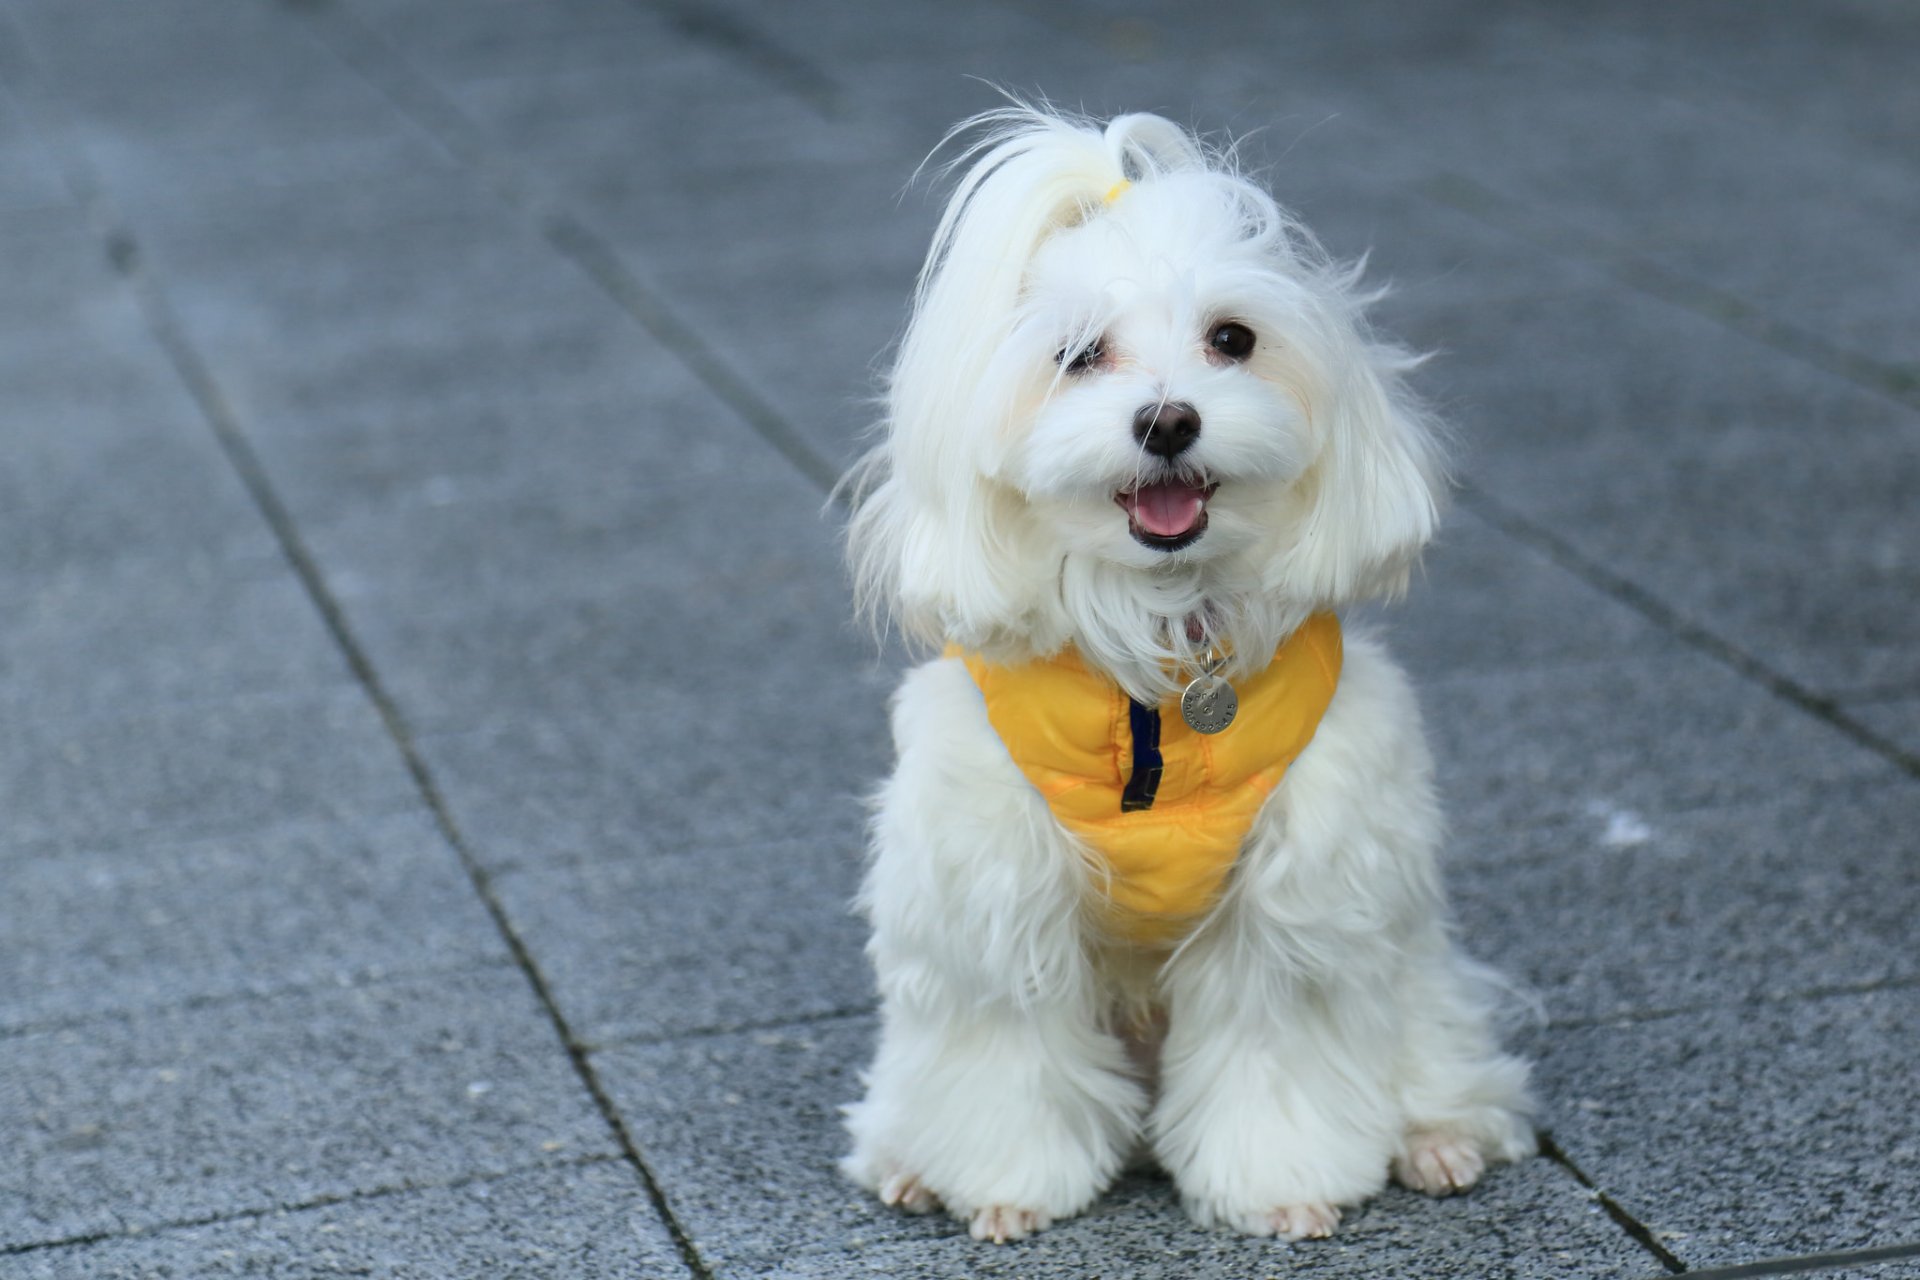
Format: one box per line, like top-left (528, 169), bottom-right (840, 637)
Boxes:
top-left (1133, 401), bottom-right (1202, 458)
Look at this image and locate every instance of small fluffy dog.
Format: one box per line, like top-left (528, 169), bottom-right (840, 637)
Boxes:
top-left (840, 107), bottom-right (1533, 1245)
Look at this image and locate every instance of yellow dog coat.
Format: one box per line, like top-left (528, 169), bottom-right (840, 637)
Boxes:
top-left (954, 614), bottom-right (1342, 945)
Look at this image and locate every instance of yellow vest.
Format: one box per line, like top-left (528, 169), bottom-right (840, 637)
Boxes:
top-left (954, 614), bottom-right (1342, 945)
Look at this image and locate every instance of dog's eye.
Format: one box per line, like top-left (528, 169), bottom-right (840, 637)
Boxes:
top-left (1209, 322), bottom-right (1255, 361)
top-left (1058, 340), bottom-right (1104, 374)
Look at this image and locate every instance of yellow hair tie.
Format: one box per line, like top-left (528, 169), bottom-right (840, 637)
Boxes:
top-left (1103, 179), bottom-right (1132, 206)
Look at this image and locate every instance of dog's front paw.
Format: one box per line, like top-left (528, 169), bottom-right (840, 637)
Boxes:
top-left (1209, 1201), bottom-right (1342, 1241)
top-left (878, 1169), bottom-right (939, 1214)
top-left (968, 1204), bottom-right (1051, 1244)
top-left (1392, 1131), bottom-right (1487, 1197)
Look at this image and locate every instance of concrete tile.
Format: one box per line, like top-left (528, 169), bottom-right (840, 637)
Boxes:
top-left (0, 402), bottom-right (278, 579)
top-left (263, 370), bottom-right (838, 618)
top-left (2, 546), bottom-right (347, 721)
top-left (1357, 508), bottom-right (1665, 685)
top-left (122, 164), bottom-right (672, 430)
top-left (755, 1161), bottom-right (1651, 1279)
top-left (1369, 210), bottom-right (1920, 700)
top-left (9, 0), bottom-right (412, 190)
top-left (411, 649), bottom-right (890, 873)
top-left (1422, 645), bottom-right (1901, 839)
top-left (319, 510), bottom-right (874, 735)
top-left (1533, 988), bottom-right (1920, 1268)
top-left (1035, 0), bottom-right (1920, 375)
top-left (724, 0), bottom-right (1133, 138)
top-left (0, 967), bottom-right (615, 1249)
top-left (447, 67), bottom-right (916, 472)
top-left (597, 1016), bottom-right (1647, 1279)
top-left (352, 0), bottom-right (670, 86)
top-left (0, 687), bottom-right (422, 852)
top-left (492, 834), bottom-right (870, 1047)
top-left (1534, 1), bottom-right (1920, 178)
top-left (1402, 34), bottom-right (1920, 375)
top-left (0, 810), bottom-right (505, 1034)
top-left (0, 221), bottom-right (282, 578)
top-left (233, 371), bottom-right (697, 537)
top-left (0, 1159), bottom-right (689, 1280)
top-left (0, 100), bottom-right (67, 213)
top-left (1449, 780), bottom-right (1920, 1024)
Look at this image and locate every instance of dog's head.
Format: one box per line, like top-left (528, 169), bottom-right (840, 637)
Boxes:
top-left (848, 108), bottom-right (1446, 698)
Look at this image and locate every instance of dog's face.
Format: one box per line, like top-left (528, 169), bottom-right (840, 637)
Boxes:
top-left (1008, 172), bottom-right (1317, 572)
top-left (848, 111), bottom-right (1444, 694)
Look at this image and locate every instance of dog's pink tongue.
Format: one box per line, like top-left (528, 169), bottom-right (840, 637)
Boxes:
top-left (1127, 481), bottom-right (1207, 536)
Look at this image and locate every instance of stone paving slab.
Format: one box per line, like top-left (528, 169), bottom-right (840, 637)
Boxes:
top-left (0, 810), bottom-right (505, 1035)
top-left (1360, 508), bottom-right (1665, 685)
top-left (1, 687), bottom-right (425, 853)
top-left (1352, 13), bottom-right (1920, 374)
top-left (0, 219), bottom-right (284, 577)
top-left (0, 967), bottom-right (616, 1251)
top-left (1421, 645), bottom-right (1901, 841)
top-left (0, 116), bottom-right (63, 213)
top-left (0, 1160), bottom-right (690, 1280)
top-left (596, 1016), bottom-right (1647, 1279)
top-left (488, 834), bottom-right (871, 1047)
top-left (754, 1161), bottom-right (1650, 1280)
top-left (1316, 185), bottom-right (1920, 702)
top-left (1415, 264), bottom-right (1920, 698)
top-left (411, 659), bottom-right (889, 873)
top-left (6, 0), bottom-right (413, 190)
top-left (1532, 986), bottom-right (1920, 1270)
top-left (1449, 779), bottom-right (1920, 1024)
top-left (1054, 0), bottom-right (1920, 378)
top-left (3, 543), bottom-right (349, 721)
top-left (352, 0), bottom-right (673, 87)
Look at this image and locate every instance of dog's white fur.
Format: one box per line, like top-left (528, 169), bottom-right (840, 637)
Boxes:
top-left (839, 107), bottom-right (1533, 1244)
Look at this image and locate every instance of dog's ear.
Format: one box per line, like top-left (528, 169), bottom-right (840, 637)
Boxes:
top-left (844, 455), bottom-right (1042, 649)
top-left (1271, 335), bottom-right (1448, 604)
top-left (846, 110), bottom-right (1160, 648)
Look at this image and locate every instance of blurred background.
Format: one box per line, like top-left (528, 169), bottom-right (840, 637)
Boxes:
top-left (1, 2), bottom-right (1916, 1276)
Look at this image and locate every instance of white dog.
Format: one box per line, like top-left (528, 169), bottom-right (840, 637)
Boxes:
top-left (839, 106), bottom-right (1533, 1245)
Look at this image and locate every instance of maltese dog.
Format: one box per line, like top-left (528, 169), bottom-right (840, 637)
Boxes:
top-left (839, 106), bottom-right (1534, 1245)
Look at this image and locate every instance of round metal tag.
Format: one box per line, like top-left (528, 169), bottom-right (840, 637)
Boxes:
top-left (1180, 673), bottom-right (1238, 734)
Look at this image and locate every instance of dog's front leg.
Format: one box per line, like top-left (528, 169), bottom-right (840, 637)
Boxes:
top-left (1151, 919), bottom-right (1401, 1240)
top-left (841, 659), bottom-right (1145, 1241)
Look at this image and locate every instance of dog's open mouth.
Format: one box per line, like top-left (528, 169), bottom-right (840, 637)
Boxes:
top-left (1117, 479), bottom-right (1217, 552)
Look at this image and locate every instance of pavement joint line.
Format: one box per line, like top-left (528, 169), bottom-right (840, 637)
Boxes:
top-left (587, 999), bottom-right (880, 1054)
top-left (1535, 973), bottom-right (1920, 1037)
top-left (0, 957), bottom-right (521, 1047)
top-left (0, 12), bottom-right (712, 1275)
top-left (1419, 170), bottom-right (1920, 413)
top-left (1536, 1131), bottom-right (1688, 1274)
top-left (480, 824), bottom-right (858, 880)
top-left (628, 0), bottom-right (845, 118)
top-left (296, 0), bottom-right (846, 501)
top-left (0, 1153), bottom-right (623, 1259)
top-left (1459, 485), bottom-right (1920, 786)
top-left (1833, 682), bottom-right (1920, 706)
top-left (1652, 1239), bottom-right (1920, 1280)
top-left (0, 797), bottom-right (433, 869)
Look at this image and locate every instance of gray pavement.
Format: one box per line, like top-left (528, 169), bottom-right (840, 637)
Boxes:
top-left (0, 1), bottom-right (1916, 1276)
